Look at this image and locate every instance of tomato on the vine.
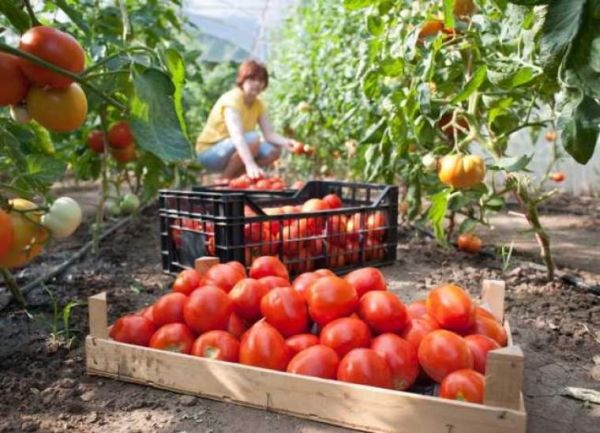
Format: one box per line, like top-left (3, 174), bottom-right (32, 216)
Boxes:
top-left (27, 83), bottom-right (87, 132)
top-left (108, 121), bottom-right (134, 149)
top-left (0, 53), bottom-right (29, 106)
top-left (41, 197), bottom-right (82, 239)
top-left (87, 130), bottom-right (105, 153)
top-left (110, 144), bottom-right (137, 163)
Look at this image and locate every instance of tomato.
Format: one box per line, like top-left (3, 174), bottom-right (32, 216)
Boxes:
top-left (418, 330), bottom-right (474, 382)
top-left (345, 213), bottom-right (362, 243)
top-left (322, 194), bottom-right (342, 209)
top-left (259, 276), bottom-right (291, 290)
top-left (438, 154), bottom-right (485, 189)
top-left (465, 334), bottom-right (500, 374)
top-left (344, 267), bottom-right (387, 298)
top-left (191, 330), bottom-right (240, 362)
top-left (291, 272), bottom-right (320, 300)
top-left (229, 278), bottom-right (270, 321)
top-left (550, 171), bottom-right (566, 182)
top-left (184, 286), bottom-right (233, 333)
top-left (426, 283), bottom-right (475, 332)
top-left (457, 233), bottom-right (482, 253)
top-left (19, 26), bottom-right (85, 88)
top-left (229, 177), bottom-right (250, 189)
top-left (110, 314), bottom-right (156, 346)
top-left (249, 256), bottom-right (289, 280)
top-left (545, 130), bottom-right (557, 142)
top-left (140, 305), bottom-right (155, 324)
top-left (0, 53), bottom-right (30, 106)
top-left (41, 197), bottom-right (82, 239)
top-left (337, 348), bottom-right (393, 389)
top-left (366, 212), bottom-right (386, 240)
top-left (306, 276), bottom-right (358, 326)
top-left (327, 245), bottom-right (346, 268)
top-left (291, 180), bottom-right (305, 189)
top-left (439, 369), bottom-right (485, 404)
top-left (120, 194), bottom-right (139, 214)
top-left (206, 263), bottom-right (245, 293)
top-left (110, 143), bottom-right (137, 163)
top-left (108, 121), bottom-right (134, 149)
top-left (372, 334), bottom-right (420, 391)
top-left (313, 269), bottom-right (335, 278)
top-left (0, 199), bottom-right (48, 269)
top-left (364, 237), bottom-right (385, 261)
top-left (345, 240), bottom-right (360, 264)
top-left (227, 312), bottom-right (248, 339)
top-left (149, 323), bottom-right (195, 354)
top-left (285, 333), bottom-right (319, 355)
top-left (87, 130), bottom-right (105, 153)
top-left (172, 269), bottom-right (204, 295)
top-left (400, 317), bottom-right (440, 349)
top-left (239, 321), bottom-right (291, 371)
top-left (271, 181), bottom-right (285, 190)
top-left (260, 287), bottom-right (308, 337)
top-left (407, 300), bottom-right (427, 319)
top-left (227, 261), bottom-right (247, 278)
top-left (320, 317), bottom-right (371, 357)
top-left (475, 306), bottom-right (496, 321)
top-left (255, 179), bottom-right (271, 190)
top-left (301, 198), bottom-right (330, 233)
top-left (325, 214), bottom-right (348, 246)
top-left (0, 209), bottom-right (14, 259)
top-left (287, 345), bottom-right (340, 380)
top-left (418, 19), bottom-right (444, 39)
top-left (27, 83), bottom-right (87, 132)
top-left (153, 292), bottom-right (188, 326)
top-left (466, 316), bottom-right (508, 347)
top-left (358, 291), bottom-right (408, 334)
top-left (453, 0), bottom-right (477, 18)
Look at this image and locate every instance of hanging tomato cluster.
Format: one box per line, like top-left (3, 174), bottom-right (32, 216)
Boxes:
top-left (1, 26), bottom-right (88, 132)
top-left (87, 121), bottom-right (138, 163)
top-left (110, 256), bottom-right (507, 404)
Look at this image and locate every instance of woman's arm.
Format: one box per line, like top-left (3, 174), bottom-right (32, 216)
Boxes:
top-left (224, 107), bottom-right (264, 179)
top-left (259, 114), bottom-right (294, 150)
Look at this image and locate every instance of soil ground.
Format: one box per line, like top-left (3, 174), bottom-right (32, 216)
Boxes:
top-left (0, 191), bottom-right (599, 433)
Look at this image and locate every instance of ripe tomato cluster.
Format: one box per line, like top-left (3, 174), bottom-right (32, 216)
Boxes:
top-left (0, 26), bottom-right (87, 132)
top-left (87, 121), bottom-right (137, 163)
top-left (110, 257), bottom-right (507, 404)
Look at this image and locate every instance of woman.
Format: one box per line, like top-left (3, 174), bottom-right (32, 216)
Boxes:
top-left (196, 59), bottom-right (296, 179)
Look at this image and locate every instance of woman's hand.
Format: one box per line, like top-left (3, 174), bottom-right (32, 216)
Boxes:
top-left (283, 139), bottom-right (296, 152)
top-left (245, 161), bottom-right (265, 180)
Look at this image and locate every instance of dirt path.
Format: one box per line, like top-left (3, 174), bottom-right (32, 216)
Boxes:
top-left (0, 202), bottom-right (599, 433)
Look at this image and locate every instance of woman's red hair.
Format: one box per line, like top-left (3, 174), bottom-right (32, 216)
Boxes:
top-left (236, 59), bottom-right (269, 88)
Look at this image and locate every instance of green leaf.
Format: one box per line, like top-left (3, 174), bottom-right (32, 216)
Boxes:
top-left (489, 154), bottom-right (533, 172)
top-left (380, 58), bottom-right (403, 76)
top-left (508, 0), bottom-right (551, 5)
top-left (367, 15), bottom-right (384, 36)
top-left (559, 93), bottom-right (600, 164)
top-left (130, 67), bottom-right (192, 162)
top-left (459, 218), bottom-right (478, 234)
top-left (53, 0), bottom-right (90, 33)
top-left (343, 0), bottom-right (375, 11)
top-left (25, 155), bottom-right (67, 185)
top-left (362, 69), bottom-right (381, 99)
top-left (164, 48), bottom-right (189, 140)
top-left (485, 197), bottom-right (505, 211)
top-left (443, 0), bottom-right (455, 29)
top-left (361, 117), bottom-right (386, 143)
top-left (0, 0), bottom-right (30, 33)
top-left (427, 189), bottom-right (449, 244)
top-left (540, 0), bottom-right (586, 60)
top-left (507, 67), bottom-right (539, 88)
top-left (451, 66), bottom-right (487, 104)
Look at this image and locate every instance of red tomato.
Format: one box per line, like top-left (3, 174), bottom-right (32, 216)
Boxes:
top-left (364, 237), bottom-right (385, 261)
top-left (313, 268), bottom-right (335, 278)
top-left (259, 276), bottom-right (291, 290)
top-left (344, 267), bottom-right (387, 298)
top-left (306, 276), bottom-right (358, 326)
top-left (407, 299), bottom-right (427, 319)
top-left (291, 180), bottom-right (305, 189)
top-left (249, 256), bottom-right (289, 280)
top-left (110, 143), bottom-right (136, 163)
top-left (372, 334), bottom-right (420, 391)
top-left (255, 179), bottom-right (271, 190)
top-left (337, 348), bottom-right (393, 389)
top-left (320, 317), bottom-right (371, 357)
top-left (184, 287), bottom-right (233, 333)
top-left (325, 214), bottom-right (349, 246)
top-left (239, 321), bottom-right (291, 371)
top-left (418, 330), bottom-right (474, 382)
top-left (466, 316), bottom-right (508, 347)
top-left (287, 345), bottom-right (340, 379)
top-left (152, 292), bottom-right (188, 326)
top-left (475, 306), bottom-right (497, 321)
top-left (285, 333), bottom-right (319, 355)
top-left (426, 283), bottom-right (475, 332)
top-left (191, 330), bottom-right (240, 362)
top-left (301, 199), bottom-right (330, 233)
top-left (322, 194), bottom-right (343, 209)
top-left (358, 291), bottom-right (408, 334)
top-left (229, 177), bottom-right (250, 189)
top-left (172, 269), bottom-right (204, 295)
top-left (87, 130), bottom-right (105, 153)
top-left (439, 369), bottom-right (485, 404)
top-left (366, 212), bottom-right (386, 240)
top-left (291, 272), bottom-right (320, 300)
top-left (0, 53), bottom-right (30, 106)
top-left (139, 305), bottom-right (155, 324)
top-left (226, 261), bottom-right (247, 278)
top-left (227, 312), bottom-right (248, 339)
top-left (149, 323), bottom-right (195, 354)
top-left (108, 121), bottom-right (134, 149)
top-left (345, 213), bottom-right (362, 243)
top-left (110, 315), bottom-right (156, 346)
top-left (271, 181), bottom-right (285, 190)
top-left (465, 334), bottom-right (500, 374)
top-left (229, 278), bottom-right (270, 321)
top-left (260, 287), bottom-right (308, 337)
top-left (19, 26), bottom-right (85, 88)
top-left (400, 317), bottom-right (440, 349)
top-left (0, 209), bottom-right (14, 259)
top-left (206, 263), bottom-right (245, 293)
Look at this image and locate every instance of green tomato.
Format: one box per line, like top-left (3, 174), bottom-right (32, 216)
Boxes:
top-left (120, 194), bottom-right (140, 215)
top-left (41, 197), bottom-right (82, 239)
top-left (106, 200), bottom-right (122, 217)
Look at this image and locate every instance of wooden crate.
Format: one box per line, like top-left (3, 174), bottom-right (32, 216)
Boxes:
top-left (86, 258), bottom-right (527, 433)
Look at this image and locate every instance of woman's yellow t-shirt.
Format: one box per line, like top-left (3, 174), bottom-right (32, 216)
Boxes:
top-left (196, 87), bottom-right (266, 153)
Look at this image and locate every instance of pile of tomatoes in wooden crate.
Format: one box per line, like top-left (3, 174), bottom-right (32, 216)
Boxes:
top-left (110, 256), bottom-right (507, 404)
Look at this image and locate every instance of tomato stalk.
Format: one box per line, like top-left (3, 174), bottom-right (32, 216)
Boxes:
top-left (0, 268), bottom-right (27, 309)
top-left (92, 107), bottom-right (111, 255)
top-left (22, 0), bottom-right (41, 27)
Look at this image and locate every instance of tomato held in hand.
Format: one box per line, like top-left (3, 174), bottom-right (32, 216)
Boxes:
top-left (344, 267), bottom-right (387, 297)
top-left (249, 256), bottom-right (289, 280)
top-left (0, 53), bottom-right (29, 106)
top-left (372, 333), bottom-right (420, 391)
top-left (418, 330), bottom-right (474, 383)
top-left (239, 321), bottom-right (291, 371)
top-left (184, 286), bottom-right (233, 333)
top-left (110, 315), bottom-right (156, 347)
top-left (426, 283), bottom-right (475, 332)
top-left (306, 276), bottom-right (358, 326)
top-left (439, 369), bottom-right (485, 404)
top-left (172, 269), bottom-right (204, 295)
top-left (320, 317), bottom-right (371, 358)
top-left (285, 333), bottom-right (319, 355)
top-left (337, 348), bottom-right (393, 389)
top-left (465, 334), bottom-right (500, 374)
top-left (287, 345), bottom-right (340, 379)
top-left (149, 323), bottom-right (195, 354)
top-left (191, 330), bottom-right (240, 362)
top-left (260, 287), bottom-right (308, 337)
top-left (152, 292), bottom-right (188, 326)
top-left (229, 278), bottom-right (270, 321)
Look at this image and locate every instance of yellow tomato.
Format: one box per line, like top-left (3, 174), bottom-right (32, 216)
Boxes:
top-left (27, 83), bottom-right (88, 132)
top-left (0, 209), bottom-right (14, 259)
top-left (438, 154), bottom-right (485, 189)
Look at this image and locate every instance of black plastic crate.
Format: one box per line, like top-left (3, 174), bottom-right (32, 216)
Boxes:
top-left (159, 180), bottom-right (398, 277)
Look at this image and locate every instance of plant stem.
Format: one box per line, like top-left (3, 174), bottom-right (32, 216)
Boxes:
top-left (0, 268), bottom-right (27, 309)
top-left (23, 0), bottom-right (41, 26)
top-left (93, 107), bottom-right (111, 255)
